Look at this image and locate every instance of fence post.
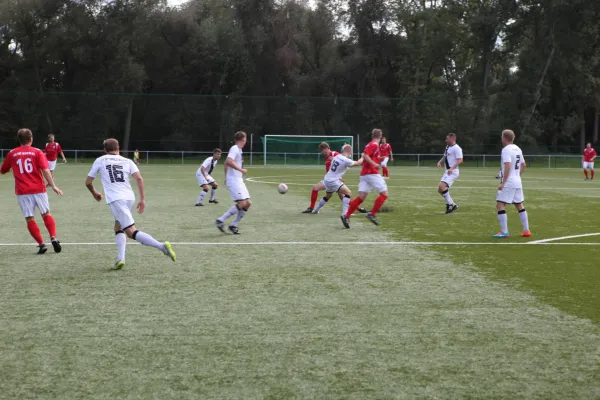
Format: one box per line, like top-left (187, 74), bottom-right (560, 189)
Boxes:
top-left (250, 133), bottom-right (253, 166)
top-left (483, 155), bottom-right (486, 168)
top-left (417, 154), bottom-right (420, 167)
top-left (181, 151), bottom-right (184, 164)
top-left (284, 152), bottom-right (287, 165)
top-left (75, 150), bottom-right (78, 164)
top-left (548, 155), bottom-right (551, 169)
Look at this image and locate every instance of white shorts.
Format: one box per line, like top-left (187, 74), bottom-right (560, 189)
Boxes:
top-left (227, 181), bottom-right (250, 202)
top-left (109, 199), bottom-right (135, 229)
top-left (17, 193), bottom-right (50, 218)
top-left (358, 174), bottom-right (388, 194)
top-left (196, 174), bottom-right (215, 186)
top-left (322, 179), bottom-right (344, 193)
top-left (583, 162), bottom-right (594, 169)
top-left (381, 157), bottom-right (390, 167)
top-left (496, 187), bottom-right (525, 204)
top-left (48, 160), bottom-right (57, 171)
top-left (441, 170), bottom-right (460, 187)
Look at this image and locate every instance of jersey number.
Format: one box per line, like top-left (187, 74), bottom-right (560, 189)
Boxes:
top-left (330, 160), bottom-right (340, 172)
top-left (16, 158), bottom-right (34, 174)
top-left (105, 165), bottom-right (125, 183)
top-left (515, 155), bottom-right (521, 170)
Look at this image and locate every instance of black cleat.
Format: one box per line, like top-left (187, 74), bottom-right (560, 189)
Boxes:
top-left (195, 203), bottom-right (204, 206)
top-left (366, 213), bottom-right (379, 226)
top-left (216, 219), bottom-right (225, 233)
top-left (358, 207), bottom-right (368, 214)
top-left (209, 199), bottom-right (219, 204)
top-left (340, 215), bottom-right (350, 229)
top-left (445, 204), bottom-right (458, 214)
top-left (51, 238), bottom-right (62, 253)
top-left (228, 225), bottom-right (240, 235)
top-left (37, 244), bottom-right (48, 254)
top-left (302, 208), bottom-right (314, 214)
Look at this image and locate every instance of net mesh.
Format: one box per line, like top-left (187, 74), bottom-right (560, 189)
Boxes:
top-left (262, 136), bottom-right (353, 154)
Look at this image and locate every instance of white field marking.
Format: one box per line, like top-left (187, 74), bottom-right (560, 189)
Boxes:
top-left (528, 232), bottom-right (600, 244)
top-left (0, 241), bottom-right (598, 247)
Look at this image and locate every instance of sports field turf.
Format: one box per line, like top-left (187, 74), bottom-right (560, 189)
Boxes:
top-left (0, 164), bottom-right (599, 399)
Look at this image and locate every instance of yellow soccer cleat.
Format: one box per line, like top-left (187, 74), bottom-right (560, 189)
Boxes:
top-left (113, 260), bottom-right (125, 270)
top-left (164, 241), bottom-right (176, 262)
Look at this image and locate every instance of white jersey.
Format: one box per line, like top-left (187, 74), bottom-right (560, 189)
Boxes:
top-left (324, 154), bottom-right (355, 181)
top-left (444, 144), bottom-right (463, 170)
top-left (500, 144), bottom-right (525, 188)
top-left (88, 154), bottom-right (140, 204)
top-left (197, 156), bottom-right (218, 175)
top-left (226, 145), bottom-right (244, 182)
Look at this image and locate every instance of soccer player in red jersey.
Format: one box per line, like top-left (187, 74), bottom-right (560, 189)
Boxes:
top-left (1, 129), bottom-right (64, 254)
top-left (341, 129), bottom-right (388, 228)
top-left (379, 137), bottom-right (393, 179)
top-left (43, 134), bottom-right (67, 182)
top-left (583, 143), bottom-right (596, 180)
top-left (302, 142), bottom-right (340, 213)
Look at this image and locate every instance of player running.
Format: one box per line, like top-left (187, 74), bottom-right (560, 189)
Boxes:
top-left (341, 129), bottom-right (389, 228)
top-left (133, 149), bottom-right (140, 166)
top-left (380, 137), bottom-right (393, 179)
top-left (583, 143), bottom-right (596, 180)
top-left (436, 133), bottom-right (463, 214)
top-left (216, 131), bottom-right (251, 235)
top-left (312, 145), bottom-right (363, 214)
top-left (85, 138), bottom-right (176, 270)
top-left (196, 148), bottom-right (222, 206)
top-left (1, 129), bottom-right (63, 254)
top-left (493, 130), bottom-right (531, 238)
top-left (43, 134), bottom-right (67, 182)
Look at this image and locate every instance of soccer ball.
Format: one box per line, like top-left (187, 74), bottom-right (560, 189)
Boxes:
top-left (278, 183), bottom-right (288, 194)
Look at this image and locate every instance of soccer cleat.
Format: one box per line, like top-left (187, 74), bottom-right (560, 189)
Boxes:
top-left (585, 178), bottom-right (590, 181)
top-left (195, 203), bottom-right (204, 206)
top-left (51, 238), bottom-right (62, 253)
top-left (302, 208), bottom-right (314, 214)
top-left (492, 232), bottom-right (510, 239)
top-left (340, 215), bottom-right (350, 229)
top-left (445, 204), bottom-right (458, 214)
top-left (228, 225), bottom-right (240, 235)
top-left (163, 241), bottom-right (176, 261)
top-left (216, 219), bottom-right (225, 233)
top-left (37, 244), bottom-right (48, 254)
top-left (209, 199), bottom-right (219, 204)
top-left (113, 260), bottom-right (125, 270)
top-left (366, 212), bottom-right (379, 226)
top-left (312, 210), bottom-right (320, 214)
top-left (358, 207), bottom-right (368, 214)
top-left (521, 230), bottom-right (532, 237)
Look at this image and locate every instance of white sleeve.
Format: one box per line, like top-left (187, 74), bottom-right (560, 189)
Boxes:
top-left (129, 159), bottom-right (140, 175)
top-left (501, 149), bottom-right (512, 165)
top-left (455, 146), bottom-right (463, 159)
top-left (87, 159), bottom-right (101, 178)
top-left (227, 146), bottom-right (239, 160)
top-left (342, 157), bottom-right (355, 167)
top-left (201, 157), bottom-right (212, 169)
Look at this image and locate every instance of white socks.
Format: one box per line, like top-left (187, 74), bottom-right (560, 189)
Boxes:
top-left (342, 196), bottom-right (350, 215)
top-left (442, 190), bottom-right (454, 205)
top-left (197, 189), bottom-right (208, 203)
top-left (116, 231), bottom-right (127, 261)
top-left (133, 231), bottom-right (164, 251)
top-left (314, 197), bottom-right (328, 212)
top-left (210, 188), bottom-right (217, 201)
top-left (497, 211), bottom-right (508, 233)
top-left (231, 209), bottom-right (246, 227)
top-left (519, 209), bottom-right (529, 231)
top-left (218, 205), bottom-right (238, 222)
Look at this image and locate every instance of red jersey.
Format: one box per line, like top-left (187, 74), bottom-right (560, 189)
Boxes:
top-left (361, 141), bottom-right (381, 176)
top-left (584, 148), bottom-right (597, 162)
top-left (380, 143), bottom-right (392, 157)
top-left (0, 146), bottom-right (49, 195)
top-left (325, 151), bottom-right (340, 172)
top-left (44, 142), bottom-right (63, 161)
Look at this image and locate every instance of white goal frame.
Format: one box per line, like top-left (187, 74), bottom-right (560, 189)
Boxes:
top-left (263, 135), bottom-right (356, 166)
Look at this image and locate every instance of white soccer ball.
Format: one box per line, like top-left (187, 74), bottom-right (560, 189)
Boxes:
top-left (278, 183), bottom-right (288, 194)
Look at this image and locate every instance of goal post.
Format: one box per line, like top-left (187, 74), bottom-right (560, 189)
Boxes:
top-left (261, 135), bottom-right (354, 166)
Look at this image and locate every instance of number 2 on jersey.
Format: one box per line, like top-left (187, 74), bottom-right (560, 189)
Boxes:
top-left (16, 158), bottom-right (34, 174)
top-left (515, 155), bottom-right (521, 170)
top-left (105, 165), bottom-right (125, 183)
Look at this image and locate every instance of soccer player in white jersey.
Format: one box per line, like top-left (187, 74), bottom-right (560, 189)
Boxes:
top-left (195, 148), bottom-right (222, 206)
top-left (436, 133), bottom-right (463, 214)
top-left (493, 130), bottom-right (531, 238)
top-left (312, 145), bottom-right (363, 215)
top-left (216, 131), bottom-right (251, 235)
top-left (85, 138), bottom-right (176, 269)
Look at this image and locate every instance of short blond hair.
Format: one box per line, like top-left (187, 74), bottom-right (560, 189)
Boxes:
top-left (103, 138), bottom-right (119, 152)
top-left (372, 129), bottom-right (382, 138)
top-left (502, 129), bottom-right (515, 143)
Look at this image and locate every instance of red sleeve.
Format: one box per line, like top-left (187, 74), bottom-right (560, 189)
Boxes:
top-left (388, 145), bottom-right (392, 153)
top-left (594, 150), bottom-right (597, 157)
top-left (364, 143), bottom-right (377, 157)
top-left (37, 149), bottom-right (49, 170)
top-left (57, 144), bottom-right (63, 153)
top-left (0, 152), bottom-right (11, 174)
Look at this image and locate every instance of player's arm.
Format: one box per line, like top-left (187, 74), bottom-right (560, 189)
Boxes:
top-left (389, 146), bottom-right (393, 161)
top-left (85, 162), bottom-right (103, 201)
top-left (226, 155), bottom-right (246, 174)
top-left (362, 149), bottom-right (379, 168)
top-left (520, 160), bottom-right (527, 176)
top-left (60, 151), bottom-right (67, 163)
top-left (499, 161), bottom-right (511, 189)
top-left (0, 156), bottom-right (11, 174)
top-left (43, 169), bottom-right (63, 195)
top-left (201, 165), bottom-right (208, 178)
top-left (437, 154), bottom-right (445, 168)
top-left (131, 171), bottom-right (146, 214)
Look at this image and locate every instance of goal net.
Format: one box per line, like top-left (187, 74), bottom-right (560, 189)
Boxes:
top-left (261, 135), bottom-right (355, 166)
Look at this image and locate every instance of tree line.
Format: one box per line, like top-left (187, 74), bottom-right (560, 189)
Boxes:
top-left (1, 0), bottom-right (599, 154)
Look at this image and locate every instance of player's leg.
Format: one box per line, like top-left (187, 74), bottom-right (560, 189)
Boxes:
top-left (365, 175), bottom-right (388, 225)
top-left (209, 181), bottom-right (218, 203)
top-left (381, 157), bottom-right (389, 178)
top-left (513, 190), bottom-right (530, 237)
top-left (304, 182), bottom-right (325, 213)
top-left (196, 183), bottom-right (210, 206)
top-left (584, 162), bottom-right (590, 179)
top-left (337, 185), bottom-right (352, 216)
top-left (113, 223), bottom-right (127, 270)
top-left (36, 193), bottom-right (61, 253)
top-left (438, 172), bottom-right (458, 213)
top-left (493, 189), bottom-right (512, 238)
top-left (229, 186), bottom-right (251, 234)
top-left (314, 192), bottom-right (334, 213)
top-left (591, 164), bottom-right (595, 180)
top-left (18, 195), bottom-right (46, 253)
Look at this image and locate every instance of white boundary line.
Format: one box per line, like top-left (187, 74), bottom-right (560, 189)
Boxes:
top-left (0, 241), bottom-right (597, 247)
top-left (528, 233), bottom-right (600, 244)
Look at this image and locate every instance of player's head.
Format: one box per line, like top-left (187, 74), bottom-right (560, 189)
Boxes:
top-left (319, 142), bottom-right (331, 156)
top-left (213, 148), bottom-right (223, 160)
top-left (372, 129), bottom-right (382, 143)
top-left (17, 128), bottom-right (33, 146)
top-left (587, 142), bottom-right (592, 149)
top-left (501, 129), bottom-right (515, 145)
top-left (48, 133), bottom-right (55, 143)
top-left (234, 131), bottom-right (247, 147)
top-left (446, 133), bottom-right (457, 145)
top-left (342, 144), bottom-right (352, 157)
top-left (103, 138), bottom-right (120, 154)
top-left (382, 137), bottom-right (387, 144)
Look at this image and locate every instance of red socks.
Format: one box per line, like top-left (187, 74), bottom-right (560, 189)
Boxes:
top-left (310, 190), bottom-right (319, 209)
top-left (592, 170), bottom-right (595, 179)
top-left (371, 194), bottom-right (388, 216)
top-left (345, 197), bottom-right (364, 217)
top-left (27, 220), bottom-right (44, 245)
top-left (382, 167), bottom-right (389, 177)
top-left (43, 214), bottom-right (57, 238)
top-left (585, 170), bottom-right (589, 178)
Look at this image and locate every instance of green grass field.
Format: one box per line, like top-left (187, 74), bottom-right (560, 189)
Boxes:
top-left (0, 164), bottom-right (599, 399)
